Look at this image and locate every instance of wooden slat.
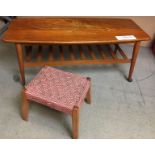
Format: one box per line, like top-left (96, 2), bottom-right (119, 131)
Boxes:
top-left (87, 45), bottom-right (97, 60)
top-left (115, 44), bottom-right (128, 60)
top-left (48, 46), bottom-right (54, 61)
top-left (96, 45), bottom-right (107, 59)
top-left (79, 46), bottom-right (86, 60)
top-left (107, 45), bottom-right (117, 59)
top-left (25, 46), bottom-right (32, 62)
top-left (37, 45), bottom-right (43, 61)
top-left (24, 58), bottom-right (131, 68)
top-left (24, 44), bottom-right (131, 69)
top-left (59, 45), bottom-right (64, 60)
top-left (69, 45), bottom-right (76, 60)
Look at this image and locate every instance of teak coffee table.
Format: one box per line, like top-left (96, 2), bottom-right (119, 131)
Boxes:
top-left (2, 18), bottom-right (150, 85)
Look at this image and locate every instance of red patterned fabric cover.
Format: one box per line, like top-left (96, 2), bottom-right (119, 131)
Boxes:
top-left (25, 66), bottom-right (90, 114)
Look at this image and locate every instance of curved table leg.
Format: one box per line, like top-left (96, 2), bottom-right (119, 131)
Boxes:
top-left (128, 42), bottom-right (141, 82)
top-left (16, 43), bottom-right (25, 86)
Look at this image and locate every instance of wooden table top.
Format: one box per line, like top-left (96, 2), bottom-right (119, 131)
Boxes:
top-left (2, 18), bottom-right (150, 44)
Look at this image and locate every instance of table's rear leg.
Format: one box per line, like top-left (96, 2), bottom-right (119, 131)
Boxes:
top-left (114, 44), bottom-right (118, 54)
top-left (128, 42), bottom-right (141, 82)
top-left (15, 43), bottom-right (25, 86)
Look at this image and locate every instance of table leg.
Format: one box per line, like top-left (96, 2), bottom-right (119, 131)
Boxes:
top-left (15, 43), bottom-right (25, 85)
top-left (128, 42), bottom-right (141, 82)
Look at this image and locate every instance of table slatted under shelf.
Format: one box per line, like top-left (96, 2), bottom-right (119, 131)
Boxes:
top-left (24, 44), bottom-right (131, 67)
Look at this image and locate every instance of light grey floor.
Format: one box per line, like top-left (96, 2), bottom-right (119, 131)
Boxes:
top-left (0, 42), bottom-right (155, 139)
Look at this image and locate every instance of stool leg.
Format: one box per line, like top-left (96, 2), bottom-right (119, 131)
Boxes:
top-left (72, 106), bottom-right (79, 139)
top-left (85, 77), bottom-right (91, 104)
top-left (21, 89), bottom-right (29, 121)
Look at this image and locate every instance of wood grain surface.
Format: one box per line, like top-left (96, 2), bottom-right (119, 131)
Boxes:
top-left (2, 18), bottom-right (150, 44)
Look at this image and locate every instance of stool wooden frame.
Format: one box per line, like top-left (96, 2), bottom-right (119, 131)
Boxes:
top-left (21, 77), bottom-right (91, 139)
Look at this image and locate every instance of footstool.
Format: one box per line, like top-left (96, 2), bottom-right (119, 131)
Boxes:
top-left (21, 66), bottom-right (91, 138)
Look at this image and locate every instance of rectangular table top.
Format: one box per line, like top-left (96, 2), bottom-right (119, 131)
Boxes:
top-left (2, 18), bottom-right (150, 44)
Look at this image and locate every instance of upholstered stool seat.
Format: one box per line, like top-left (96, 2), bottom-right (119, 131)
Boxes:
top-left (22, 66), bottom-right (91, 138)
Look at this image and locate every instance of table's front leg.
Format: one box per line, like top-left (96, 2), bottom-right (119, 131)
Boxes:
top-left (15, 43), bottom-right (25, 86)
top-left (128, 41), bottom-right (141, 82)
